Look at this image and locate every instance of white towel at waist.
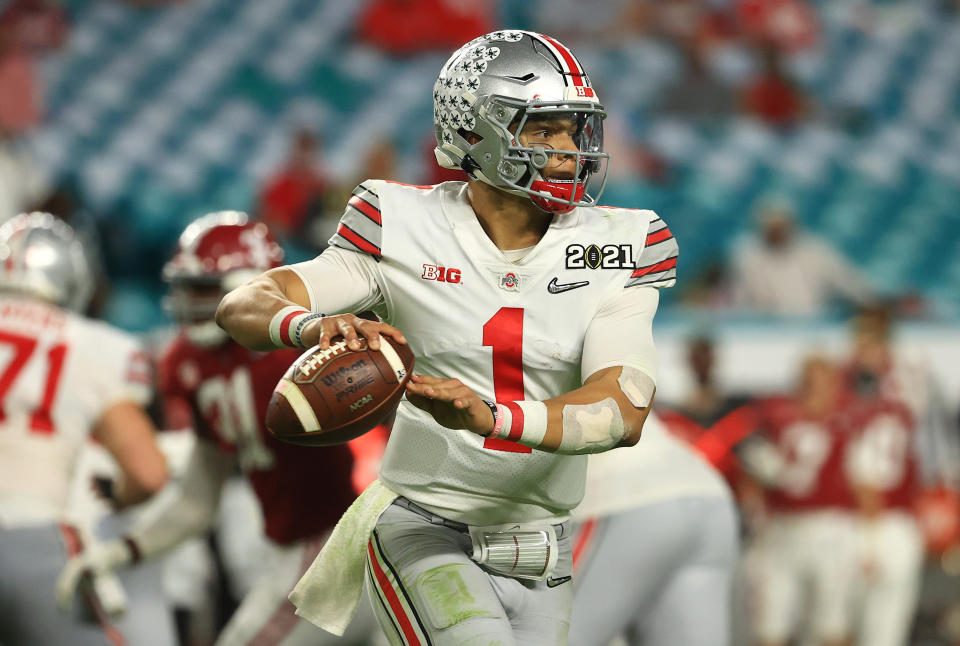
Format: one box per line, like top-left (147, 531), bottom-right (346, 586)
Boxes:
top-left (288, 479), bottom-right (399, 635)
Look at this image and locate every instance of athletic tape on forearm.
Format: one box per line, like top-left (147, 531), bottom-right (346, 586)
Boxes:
top-left (558, 397), bottom-right (626, 454)
top-left (268, 305), bottom-right (312, 348)
top-left (489, 401), bottom-right (548, 448)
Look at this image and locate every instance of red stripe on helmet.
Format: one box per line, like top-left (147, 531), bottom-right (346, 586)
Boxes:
top-left (539, 34), bottom-right (586, 87)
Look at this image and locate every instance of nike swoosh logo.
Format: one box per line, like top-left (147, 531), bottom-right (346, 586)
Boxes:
top-left (546, 575), bottom-right (572, 588)
top-left (547, 278), bottom-right (590, 294)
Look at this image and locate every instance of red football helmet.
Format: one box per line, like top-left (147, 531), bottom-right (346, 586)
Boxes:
top-left (163, 211), bottom-right (284, 346)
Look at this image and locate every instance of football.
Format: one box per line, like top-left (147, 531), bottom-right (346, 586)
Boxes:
top-left (266, 336), bottom-right (414, 446)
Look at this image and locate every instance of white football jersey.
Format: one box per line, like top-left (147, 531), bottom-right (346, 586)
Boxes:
top-left (0, 296), bottom-right (151, 526)
top-left (295, 180), bottom-right (678, 526)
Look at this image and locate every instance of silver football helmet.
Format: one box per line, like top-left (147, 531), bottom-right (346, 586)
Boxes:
top-left (432, 30), bottom-right (608, 214)
top-left (0, 212), bottom-right (94, 313)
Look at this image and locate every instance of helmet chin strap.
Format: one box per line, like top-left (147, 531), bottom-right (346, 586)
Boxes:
top-left (528, 177), bottom-right (584, 214)
top-left (185, 320), bottom-right (230, 348)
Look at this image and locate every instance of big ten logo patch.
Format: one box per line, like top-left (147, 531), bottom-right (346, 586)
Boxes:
top-left (566, 244), bottom-right (634, 270)
top-left (422, 264), bottom-right (462, 283)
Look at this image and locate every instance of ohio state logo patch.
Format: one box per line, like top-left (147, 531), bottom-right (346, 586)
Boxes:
top-left (499, 272), bottom-right (521, 291)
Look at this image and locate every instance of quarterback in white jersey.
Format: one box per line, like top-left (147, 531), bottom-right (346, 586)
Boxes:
top-left (217, 31), bottom-right (677, 646)
top-left (0, 213), bottom-right (168, 645)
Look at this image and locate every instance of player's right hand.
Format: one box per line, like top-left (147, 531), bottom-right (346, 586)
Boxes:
top-left (300, 314), bottom-right (407, 352)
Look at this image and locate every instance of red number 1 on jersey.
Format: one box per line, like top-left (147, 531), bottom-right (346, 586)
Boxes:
top-left (0, 330), bottom-right (67, 434)
top-left (482, 307), bottom-right (531, 454)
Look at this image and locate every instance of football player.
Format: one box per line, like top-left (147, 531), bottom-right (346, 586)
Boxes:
top-left (658, 335), bottom-right (756, 484)
top-left (216, 31), bottom-right (677, 645)
top-left (843, 391), bottom-right (922, 646)
top-left (0, 212), bottom-right (169, 645)
top-left (842, 309), bottom-right (942, 646)
top-left (744, 357), bottom-right (858, 646)
top-left (57, 212), bottom-right (382, 646)
top-left (568, 414), bottom-right (738, 646)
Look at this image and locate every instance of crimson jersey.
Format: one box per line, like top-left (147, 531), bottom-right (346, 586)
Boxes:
top-left (843, 396), bottom-right (917, 511)
top-left (753, 396), bottom-right (854, 512)
top-left (658, 398), bottom-right (754, 481)
top-left (157, 335), bottom-right (357, 545)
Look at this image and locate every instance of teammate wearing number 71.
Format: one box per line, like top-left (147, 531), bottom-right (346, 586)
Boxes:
top-left (216, 30), bottom-right (679, 646)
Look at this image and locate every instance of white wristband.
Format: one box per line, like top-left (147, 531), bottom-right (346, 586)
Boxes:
top-left (491, 401), bottom-right (548, 448)
top-left (269, 306), bottom-right (312, 348)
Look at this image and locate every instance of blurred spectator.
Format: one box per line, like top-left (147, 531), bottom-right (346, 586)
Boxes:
top-left (0, 0), bottom-right (68, 133)
top-left (362, 140), bottom-right (397, 181)
top-left (356, 0), bottom-right (494, 56)
top-left (256, 128), bottom-right (327, 242)
top-left (681, 259), bottom-right (735, 309)
top-left (314, 139), bottom-right (402, 249)
top-left (653, 0), bottom-right (708, 43)
top-left (657, 40), bottom-right (737, 123)
top-left (735, 0), bottom-right (819, 53)
top-left (532, 0), bottom-right (647, 45)
top-left (729, 195), bottom-right (874, 316)
top-left (0, 132), bottom-right (47, 221)
top-left (741, 44), bottom-right (810, 128)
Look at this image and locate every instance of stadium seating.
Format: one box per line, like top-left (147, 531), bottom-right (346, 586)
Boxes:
top-left (28, 0), bottom-right (960, 328)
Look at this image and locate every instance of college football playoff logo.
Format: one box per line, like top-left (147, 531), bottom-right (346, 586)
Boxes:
top-left (565, 244), bottom-right (634, 270)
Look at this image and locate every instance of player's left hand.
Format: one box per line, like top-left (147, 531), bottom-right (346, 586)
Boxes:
top-left (56, 539), bottom-right (130, 616)
top-left (405, 374), bottom-right (494, 437)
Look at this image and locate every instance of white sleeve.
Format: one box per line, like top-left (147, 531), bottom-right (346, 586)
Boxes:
top-left (580, 286), bottom-right (660, 384)
top-left (287, 245), bottom-right (385, 315)
top-left (127, 439), bottom-right (232, 559)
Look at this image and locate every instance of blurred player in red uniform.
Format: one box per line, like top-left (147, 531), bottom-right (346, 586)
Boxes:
top-left (0, 213), bottom-right (170, 645)
top-left (842, 308), bottom-right (942, 646)
top-left (744, 357), bottom-right (858, 646)
top-left (658, 335), bottom-right (755, 484)
top-left (58, 212), bottom-right (381, 646)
